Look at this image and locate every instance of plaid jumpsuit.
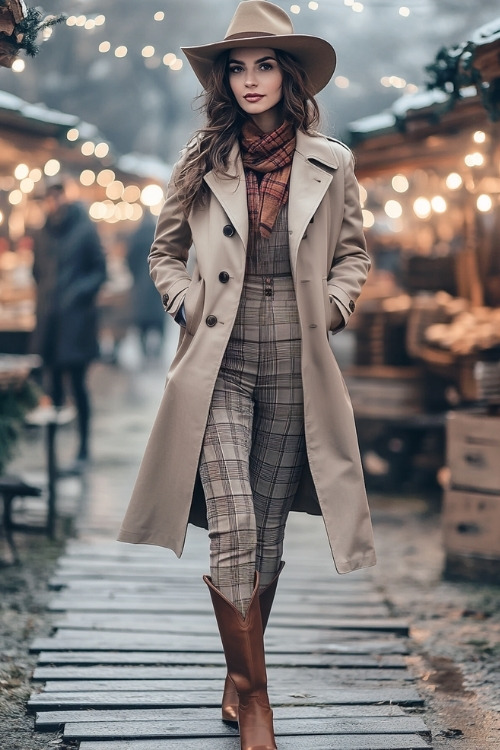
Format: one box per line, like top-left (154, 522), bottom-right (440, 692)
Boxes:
top-left (199, 204), bottom-right (307, 615)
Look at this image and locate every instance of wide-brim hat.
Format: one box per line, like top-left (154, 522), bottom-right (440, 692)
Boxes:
top-left (181, 0), bottom-right (336, 96)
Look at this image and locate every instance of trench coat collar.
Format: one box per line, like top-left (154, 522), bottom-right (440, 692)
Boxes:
top-left (203, 129), bottom-right (340, 257)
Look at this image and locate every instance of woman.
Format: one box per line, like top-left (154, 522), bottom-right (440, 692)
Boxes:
top-left (119, 2), bottom-right (376, 748)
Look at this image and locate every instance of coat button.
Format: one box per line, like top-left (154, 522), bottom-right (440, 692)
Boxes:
top-left (206, 315), bottom-right (217, 327)
top-left (223, 224), bottom-right (235, 237)
top-left (349, 300), bottom-right (356, 312)
top-left (219, 271), bottom-right (230, 283)
top-left (162, 293), bottom-right (169, 306)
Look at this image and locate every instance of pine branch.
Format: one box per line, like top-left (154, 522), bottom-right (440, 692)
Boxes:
top-left (15, 7), bottom-right (65, 57)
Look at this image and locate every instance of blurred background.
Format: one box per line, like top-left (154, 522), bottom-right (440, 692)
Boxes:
top-left (0, 0), bottom-right (498, 584)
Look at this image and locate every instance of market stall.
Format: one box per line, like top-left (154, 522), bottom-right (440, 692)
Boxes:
top-left (345, 17), bottom-right (500, 580)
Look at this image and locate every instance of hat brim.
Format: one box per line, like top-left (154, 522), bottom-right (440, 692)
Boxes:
top-left (182, 34), bottom-right (336, 96)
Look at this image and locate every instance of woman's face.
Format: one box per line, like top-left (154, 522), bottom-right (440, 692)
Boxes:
top-left (228, 47), bottom-right (283, 132)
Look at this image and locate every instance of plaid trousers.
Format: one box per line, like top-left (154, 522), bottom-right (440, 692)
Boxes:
top-left (199, 211), bottom-right (306, 615)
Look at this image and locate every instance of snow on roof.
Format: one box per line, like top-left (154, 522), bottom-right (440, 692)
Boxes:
top-left (117, 153), bottom-right (172, 184)
top-left (391, 88), bottom-right (450, 117)
top-left (348, 112), bottom-right (396, 135)
top-left (471, 17), bottom-right (500, 46)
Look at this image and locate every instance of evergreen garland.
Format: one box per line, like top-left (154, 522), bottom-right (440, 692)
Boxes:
top-left (16, 7), bottom-right (65, 57)
top-left (0, 2), bottom-right (65, 62)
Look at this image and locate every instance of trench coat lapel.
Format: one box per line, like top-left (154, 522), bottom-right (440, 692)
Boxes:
top-left (288, 130), bottom-right (339, 274)
top-left (204, 142), bottom-right (249, 250)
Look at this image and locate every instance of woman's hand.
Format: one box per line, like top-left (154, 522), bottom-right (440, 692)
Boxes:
top-left (329, 296), bottom-right (345, 332)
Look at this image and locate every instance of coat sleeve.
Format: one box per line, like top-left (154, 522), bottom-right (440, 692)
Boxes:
top-left (327, 146), bottom-right (371, 328)
top-left (148, 159), bottom-right (193, 319)
top-left (71, 222), bottom-right (107, 304)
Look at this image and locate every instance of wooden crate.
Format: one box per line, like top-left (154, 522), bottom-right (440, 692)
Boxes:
top-left (442, 488), bottom-right (500, 558)
top-left (344, 366), bottom-right (424, 419)
top-left (446, 411), bottom-right (500, 493)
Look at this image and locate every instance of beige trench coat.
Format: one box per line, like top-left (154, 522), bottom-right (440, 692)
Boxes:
top-left (118, 129), bottom-right (376, 574)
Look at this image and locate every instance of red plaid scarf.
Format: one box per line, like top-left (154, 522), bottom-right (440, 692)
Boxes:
top-left (240, 120), bottom-right (296, 239)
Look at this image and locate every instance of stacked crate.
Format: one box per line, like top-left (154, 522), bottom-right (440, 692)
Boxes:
top-left (443, 410), bottom-right (500, 582)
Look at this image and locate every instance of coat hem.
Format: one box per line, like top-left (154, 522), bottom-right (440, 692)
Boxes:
top-left (117, 529), bottom-right (182, 558)
top-left (334, 552), bottom-right (377, 574)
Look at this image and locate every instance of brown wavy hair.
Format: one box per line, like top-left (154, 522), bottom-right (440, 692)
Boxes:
top-left (175, 49), bottom-right (321, 216)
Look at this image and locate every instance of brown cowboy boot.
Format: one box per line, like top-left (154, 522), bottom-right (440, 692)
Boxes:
top-left (222, 562), bottom-right (285, 723)
top-left (204, 572), bottom-right (277, 750)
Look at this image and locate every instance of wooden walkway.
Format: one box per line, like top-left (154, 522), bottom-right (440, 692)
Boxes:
top-left (28, 521), bottom-right (433, 750)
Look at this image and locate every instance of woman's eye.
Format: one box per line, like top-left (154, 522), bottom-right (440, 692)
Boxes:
top-left (229, 66), bottom-right (243, 74)
top-left (260, 63), bottom-right (273, 71)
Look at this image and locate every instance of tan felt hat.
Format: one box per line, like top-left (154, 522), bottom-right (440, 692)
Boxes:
top-left (181, 0), bottom-right (336, 95)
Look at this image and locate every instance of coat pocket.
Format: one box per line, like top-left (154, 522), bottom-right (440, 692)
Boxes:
top-left (322, 277), bottom-right (331, 333)
top-left (184, 278), bottom-right (205, 337)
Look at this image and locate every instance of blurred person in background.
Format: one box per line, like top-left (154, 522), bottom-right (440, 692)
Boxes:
top-left (30, 178), bottom-right (107, 474)
top-left (119, 3), bottom-right (375, 748)
top-left (126, 211), bottom-right (165, 361)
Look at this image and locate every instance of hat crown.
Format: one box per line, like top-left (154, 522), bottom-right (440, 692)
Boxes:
top-left (225, 1), bottom-right (294, 40)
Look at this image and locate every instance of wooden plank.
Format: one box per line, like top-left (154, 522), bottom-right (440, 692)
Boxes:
top-left (28, 687), bottom-right (424, 710)
top-left (77, 736), bottom-right (432, 749)
top-left (41, 670), bottom-right (414, 691)
top-left (46, 598), bottom-right (390, 619)
top-left (46, 615), bottom-right (409, 635)
top-left (33, 665), bottom-right (410, 682)
top-left (30, 634), bottom-right (408, 655)
top-left (50, 578), bottom-right (386, 601)
top-left (35, 704), bottom-right (408, 730)
top-left (63, 715), bottom-right (429, 740)
top-left (51, 611), bottom-right (397, 629)
top-left (35, 651), bottom-right (408, 667)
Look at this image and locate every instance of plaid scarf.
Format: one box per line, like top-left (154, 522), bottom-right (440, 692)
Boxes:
top-left (240, 120), bottom-right (296, 239)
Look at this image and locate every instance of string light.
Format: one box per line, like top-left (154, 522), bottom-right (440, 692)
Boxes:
top-left (141, 184), bottom-right (164, 207)
top-left (67, 128), bottom-right (79, 141)
top-left (80, 170), bottom-right (96, 186)
top-left (385, 199), bottom-right (402, 219)
top-left (446, 173), bottom-right (462, 190)
top-left (413, 197), bottom-right (431, 219)
top-left (473, 130), bottom-right (486, 144)
top-left (20, 178), bottom-right (35, 193)
top-left (362, 209), bottom-right (375, 229)
top-left (399, 6), bottom-right (410, 17)
top-left (99, 41), bottom-right (111, 53)
top-left (335, 76), bottom-right (350, 89)
top-left (477, 194), bottom-right (492, 212)
top-left (392, 175), bottom-right (409, 193)
top-left (308, 2), bottom-right (319, 9)
top-left (114, 46), bottom-right (128, 58)
top-left (94, 143), bottom-right (110, 158)
top-left (142, 46), bottom-right (155, 58)
top-left (290, 5), bottom-right (301, 14)
top-left (9, 190), bottom-right (23, 205)
top-left (464, 152), bottom-right (484, 167)
top-left (44, 159), bottom-right (60, 176)
top-left (97, 169), bottom-right (115, 187)
top-left (12, 59), bottom-right (25, 73)
top-left (431, 195), bottom-right (447, 213)
top-left (81, 141), bottom-right (95, 156)
top-left (154, 11), bottom-right (165, 21)
top-left (14, 164), bottom-right (29, 180)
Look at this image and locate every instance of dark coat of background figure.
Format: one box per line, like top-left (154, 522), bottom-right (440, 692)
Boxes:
top-left (31, 201), bottom-right (106, 366)
top-left (31, 194), bottom-right (107, 470)
top-left (126, 212), bottom-right (165, 358)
